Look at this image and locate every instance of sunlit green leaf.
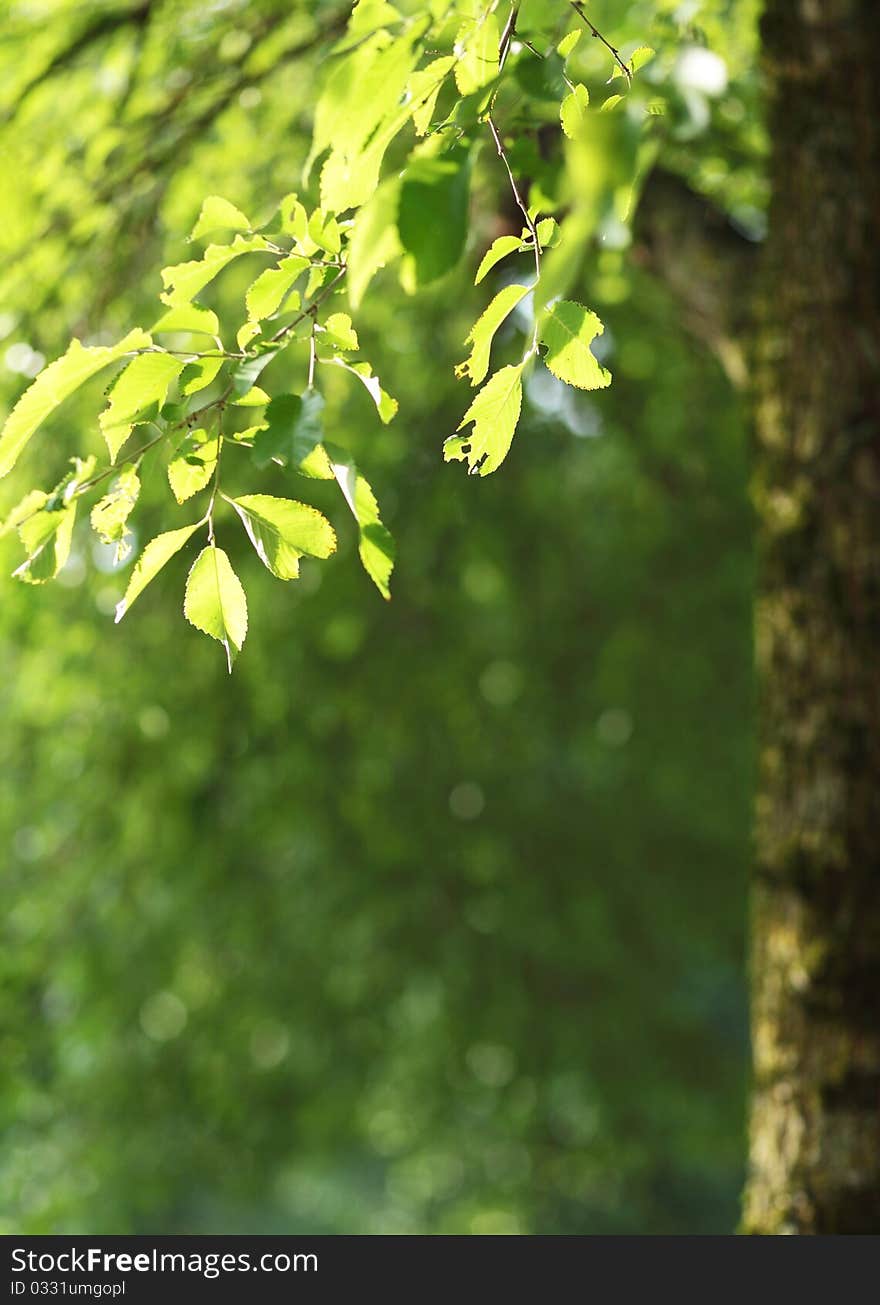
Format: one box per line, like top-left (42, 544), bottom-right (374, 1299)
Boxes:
top-left (183, 544), bottom-right (248, 672)
top-left (325, 442), bottom-right (394, 598)
top-left (244, 256), bottom-right (308, 322)
top-left (539, 300), bottom-right (612, 390)
top-left (557, 29), bottom-right (582, 59)
top-left (454, 10), bottom-right (499, 94)
top-left (322, 357), bottom-right (398, 424)
top-left (179, 355), bottom-right (224, 397)
top-left (90, 465), bottom-right (140, 560)
top-left (189, 195), bottom-right (251, 242)
top-left (167, 431), bottom-right (219, 504)
top-left (0, 330), bottom-right (150, 479)
top-left (560, 82), bottom-right (590, 139)
top-left (115, 521), bottom-right (202, 622)
top-left (444, 363), bottom-right (524, 476)
top-left (630, 46), bottom-right (656, 73)
top-left (99, 352), bottom-right (185, 461)
top-left (409, 54), bottom-right (455, 135)
top-left (160, 235), bottom-right (270, 307)
top-left (14, 502), bottom-right (76, 584)
top-left (455, 284), bottom-right (530, 386)
top-left (151, 305), bottom-right (220, 337)
top-left (347, 177), bottom-right (402, 308)
top-left (228, 493), bottom-right (336, 580)
top-left (475, 235), bottom-right (524, 285)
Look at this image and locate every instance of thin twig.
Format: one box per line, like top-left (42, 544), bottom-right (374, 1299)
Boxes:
top-left (569, 1), bottom-right (632, 82)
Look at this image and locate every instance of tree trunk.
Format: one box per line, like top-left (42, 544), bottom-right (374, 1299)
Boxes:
top-left (743, 0), bottom-right (880, 1234)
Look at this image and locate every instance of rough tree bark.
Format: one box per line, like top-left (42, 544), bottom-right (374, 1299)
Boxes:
top-left (636, 0), bottom-right (880, 1235)
top-left (743, 0), bottom-right (880, 1234)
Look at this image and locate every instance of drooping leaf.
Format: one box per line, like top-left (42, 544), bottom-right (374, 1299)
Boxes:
top-left (244, 256), bottom-right (308, 322)
top-left (160, 235), bottom-right (270, 307)
top-left (228, 493), bottom-right (336, 580)
top-left (99, 351), bottom-right (185, 461)
top-left (307, 25), bottom-right (423, 203)
top-left (14, 501), bottom-right (76, 584)
top-left (398, 148), bottom-right (470, 286)
top-left (189, 196), bottom-right (251, 242)
top-left (475, 235), bottom-right (524, 285)
top-left (454, 10), bottom-right (500, 94)
top-left (0, 329), bottom-right (150, 479)
top-left (347, 177), bottom-right (402, 308)
top-left (325, 442), bottom-right (395, 599)
top-left (455, 284), bottom-right (530, 386)
top-left (151, 304), bottom-right (220, 336)
top-left (183, 544), bottom-right (248, 672)
top-left (90, 465), bottom-right (140, 560)
top-left (229, 347), bottom-right (281, 398)
top-left (251, 391), bottom-right (332, 478)
top-left (115, 521), bottom-right (202, 622)
top-left (167, 431), bottom-right (219, 504)
top-left (539, 301), bottom-right (612, 390)
top-left (323, 357), bottom-right (398, 423)
top-left (560, 83), bottom-right (590, 139)
top-left (307, 209), bottom-right (342, 256)
top-left (444, 363), bottom-right (524, 476)
top-left (408, 54), bottom-right (455, 135)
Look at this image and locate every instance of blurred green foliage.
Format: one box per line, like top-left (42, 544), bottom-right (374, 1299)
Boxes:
top-left (1, 0), bottom-right (758, 1232)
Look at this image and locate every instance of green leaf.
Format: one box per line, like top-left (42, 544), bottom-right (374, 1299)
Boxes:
top-left (306, 27), bottom-right (422, 193)
top-left (454, 11), bottom-right (500, 94)
top-left (630, 46), bottom-right (655, 74)
top-left (167, 431), bottom-right (219, 504)
top-left (536, 217), bottom-right (560, 248)
top-left (307, 209), bottom-right (341, 256)
top-left (475, 235), bottom-right (524, 285)
top-left (115, 521), bottom-right (202, 622)
top-left (151, 304), bottom-right (220, 336)
top-left (455, 284), bottom-right (530, 386)
top-left (409, 54), bottom-right (455, 135)
top-left (179, 355), bottom-right (224, 397)
top-left (90, 465), bottom-right (140, 561)
top-left (251, 391), bottom-right (332, 478)
top-left (601, 94), bottom-right (624, 113)
top-left (320, 312), bottom-right (358, 352)
top-left (398, 149), bottom-right (470, 286)
top-left (444, 363), bottom-right (524, 476)
top-left (557, 29), bottom-right (582, 59)
top-left (228, 493), bottom-right (336, 580)
top-left (14, 502), bottom-right (76, 584)
top-left (0, 329), bottom-right (150, 479)
top-left (244, 255), bottom-right (308, 322)
top-left (323, 358), bottom-right (398, 424)
top-left (275, 194), bottom-right (313, 249)
top-left (560, 83), bottom-right (590, 139)
top-left (99, 351), bottom-right (185, 461)
top-left (230, 347), bottom-right (281, 398)
top-left (539, 301), bottom-right (612, 390)
top-left (347, 177), bottom-right (402, 309)
top-left (190, 196), bottom-right (251, 242)
top-left (183, 544), bottom-right (248, 672)
top-left (325, 443), bottom-right (394, 599)
top-left (160, 235), bottom-right (270, 307)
